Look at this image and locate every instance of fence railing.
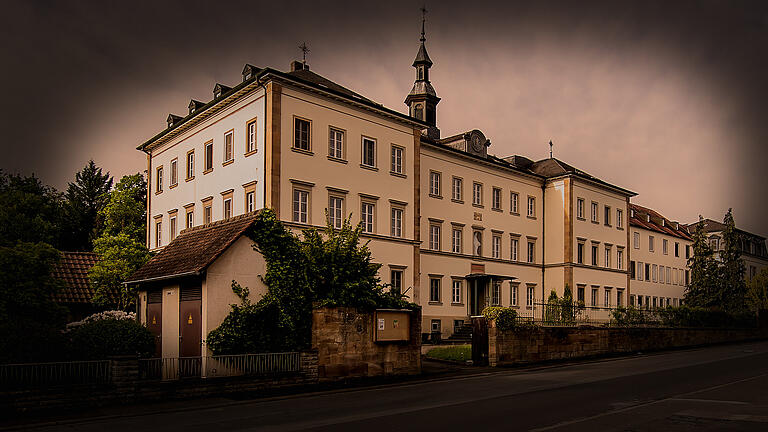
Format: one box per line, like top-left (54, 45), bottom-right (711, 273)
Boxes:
top-left (0, 360), bottom-right (111, 389)
top-left (138, 352), bottom-right (301, 381)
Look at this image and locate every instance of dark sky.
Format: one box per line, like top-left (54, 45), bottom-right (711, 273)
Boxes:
top-left (1, 0), bottom-right (767, 236)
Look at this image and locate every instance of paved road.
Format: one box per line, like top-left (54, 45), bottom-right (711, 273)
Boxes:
top-left (17, 341), bottom-right (768, 431)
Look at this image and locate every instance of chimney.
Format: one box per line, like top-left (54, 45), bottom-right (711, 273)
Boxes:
top-left (290, 60), bottom-right (308, 72)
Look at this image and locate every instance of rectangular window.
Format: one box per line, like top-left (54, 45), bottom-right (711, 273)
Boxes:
top-left (666, 267), bottom-right (671, 284)
top-left (591, 202), bottom-right (599, 223)
top-left (492, 188), bottom-right (502, 210)
top-left (362, 137), bottom-right (376, 167)
top-left (492, 234), bottom-right (501, 259)
top-left (472, 182), bottom-right (483, 206)
top-left (645, 263), bottom-right (650, 281)
top-left (649, 236), bottom-right (655, 252)
top-left (510, 283), bottom-right (519, 306)
top-left (361, 202), bottom-right (375, 233)
top-left (675, 242), bottom-right (680, 257)
top-left (686, 245), bottom-right (690, 259)
top-left (491, 281), bottom-right (501, 306)
top-left (431, 319), bottom-right (441, 333)
top-left (511, 238), bottom-right (519, 261)
top-left (292, 189), bottom-right (309, 223)
top-left (223, 198), bottom-right (232, 219)
top-left (390, 145), bottom-right (403, 174)
top-left (592, 244), bottom-right (598, 266)
top-left (527, 240), bottom-right (535, 263)
top-left (663, 239), bottom-right (668, 255)
top-left (429, 224), bottom-right (441, 251)
top-left (390, 207), bottom-right (403, 238)
top-left (617, 209), bottom-right (623, 228)
top-left (452, 228), bottom-right (462, 254)
top-left (617, 249), bottom-right (624, 270)
top-left (452, 280), bottom-right (462, 304)
top-left (591, 288), bottom-right (599, 306)
top-left (429, 171), bottom-right (441, 196)
top-left (245, 191), bottom-right (255, 213)
top-left (630, 260), bottom-right (636, 279)
top-left (526, 285), bottom-right (535, 307)
top-left (169, 216), bottom-right (177, 241)
top-left (604, 247), bottom-right (611, 268)
top-left (329, 127), bottom-right (344, 159)
top-left (633, 232), bottom-right (640, 249)
top-left (617, 290), bottom-right (624, 307)
top-left (652, 264), bottom-right (658, 282)
top-left (155, 221), bottom-right (162, 248)
top-left (204, 141), bottom-right (213, 171)
top-left (294, 118), bottom-right (311, 151)
top-left (156, 166), bottom-right (163, 193)
top-left (604, 288), bottom-right (611, 307)
top-left (452, 177), bottom-right (463, 201)
top-left (577, 242), bottom-right (585, 264)
top-left (223, 130), bottom-right (234, 162)
top-left (329, 196), bottom-right (344, 229)
top-left (185, 209), bottom-right (194, 229)
top-left (577, 285), bottom-right (585, 303)
top-left (204, 203), bottom-right (212, 224)
top-left (510, 192), bottom-right (519, 214)
top-left (604, 206), bottom-right (611, 226)
top-left (577, 198), bottom-right (585, 219)
top-left (170, 159), bottom-right (178, 186)
top-left (429, 278), bottom-right (441, 303)
top-left (390, 270), bottom-right (403, 294)
top-left (186, 150), bottom-right (195, 180)
top-left (246, 118), bottom-right (257, 153)
top-left (527, 196), bottom-right (536, 217)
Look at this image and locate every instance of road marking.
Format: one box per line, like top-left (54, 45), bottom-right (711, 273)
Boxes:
top-left (529, 372), bottom-right (768, 431)
top-left (668, 398), bottom-right (749, 405)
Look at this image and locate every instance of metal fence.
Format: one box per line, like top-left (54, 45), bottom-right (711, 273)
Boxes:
top-left (138, 352), bottom-right (301, 381)
top-left (0, 360), bottom-right (111, 389)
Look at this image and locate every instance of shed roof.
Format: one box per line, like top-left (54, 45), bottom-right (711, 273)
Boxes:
top-left (51, 251), bottom-right (100, 304)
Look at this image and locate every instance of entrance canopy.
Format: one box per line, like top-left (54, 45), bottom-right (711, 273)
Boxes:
top-left (464, 273), bottom-right (517, 281)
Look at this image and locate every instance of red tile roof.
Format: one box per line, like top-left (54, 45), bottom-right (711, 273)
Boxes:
top-left (51, 251), bottom-right (100, 304)
top-left (629, 203), bottom-right (692, 241)
top-left (126, 211), bottom-right (261, 284)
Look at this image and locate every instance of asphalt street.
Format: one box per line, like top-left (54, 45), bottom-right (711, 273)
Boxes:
top-left (12, 340), bottom-right (768, 431)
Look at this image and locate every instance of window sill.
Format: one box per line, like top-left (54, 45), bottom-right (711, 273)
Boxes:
top-left (577, 217), bottom-right (586, 221)
top-left (429, 194), bottom-right (443, 199)
top-left (591, 220), bottom-right (600, 224)
top-left (510, 212), bottom-right (520, 216)
top-left (389, 171), bottom-right (407, 178)
top-left (526, 215), bottom-right (537, 220)
top-left (222, 159), bottom-right (234, 167)
top-left (472, 204), bottom-right (484, 209)
top-left (169, 184), bottom-right (178, 189)
top-left (604, 224), bottom-right (612, 227)
top-left (428, 301), bottom-right (443, 306)
top-left (360, 164), bottom-right (378, 172)
top-left (291, 147), bottom-right (314, 156)
top-left (185, 176), bottom-right (195, 182)
top-left (155, 190), bottom-right (163, 195)
top-left (491, 207), bottom-right (502, 213)
top-left (244, 150), bottom-right (258, 157)
top-left (203, 168), bottom-right (213, 175)
top-left (450, 302), bottom-right (464, 306)
top-left (617, 227), bottom-right (624, 231)
top-left (327, 155), bottom-right (347, 164)
top-left (452, 199), bottom-right (464, 204)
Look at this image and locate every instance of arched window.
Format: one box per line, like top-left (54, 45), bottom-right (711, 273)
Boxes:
top-left (418, 66), bottom-right (424, 80)
top-left (414, 103), bottom-right (424, 120)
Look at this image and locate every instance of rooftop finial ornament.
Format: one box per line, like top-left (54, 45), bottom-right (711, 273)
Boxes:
top-left (549, 140), bottom-right (553, 158)
top-left (299, 42), bottom-right (310, 66)
top-left (420, 5), bottom-right (428, 42)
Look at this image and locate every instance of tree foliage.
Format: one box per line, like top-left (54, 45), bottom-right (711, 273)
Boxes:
top-left (718, 208), bottom-right (746, 312)
top-left (89, 174), bottom-right (149, 310)
top-left (0, 170), bottom-right (64, 248)
top-left (62, 160), bottom-right (113, 251)
top-left (746, 267), bottom-right (768, 312)
top-left (206, 209), bottom-right (417, 355)
top-left (67, 316), bottom-right (155, 360)
top-left (685, 215), bottom-right (719, 308)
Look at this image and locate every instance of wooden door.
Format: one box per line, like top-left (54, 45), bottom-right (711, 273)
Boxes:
top-left (146, 291), bottom-right (162, 357)
top-left (179, 298), bottom-right (202, 357)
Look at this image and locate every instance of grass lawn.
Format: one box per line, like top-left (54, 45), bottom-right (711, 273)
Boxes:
top-left (425, 344), bottom-right (472, 362)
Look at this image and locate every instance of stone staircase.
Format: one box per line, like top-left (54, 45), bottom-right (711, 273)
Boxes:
top-left (446, 323), bottom-right (473, 343)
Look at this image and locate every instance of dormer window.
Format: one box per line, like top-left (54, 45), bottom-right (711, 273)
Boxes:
top-left (213, 83), bottom-right (231, 99)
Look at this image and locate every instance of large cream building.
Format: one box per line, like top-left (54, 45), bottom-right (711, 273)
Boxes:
top-left (686, 218), bottom-right (768, 282)
top-left (132, 28), bottom-right (698, 343)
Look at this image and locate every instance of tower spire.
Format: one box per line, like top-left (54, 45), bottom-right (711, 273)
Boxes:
top-left (405, 5), bottom-right (440, 139)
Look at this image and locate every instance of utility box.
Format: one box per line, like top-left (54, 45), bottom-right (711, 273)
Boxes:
top-left (374, 309), bottom-right (411, 342)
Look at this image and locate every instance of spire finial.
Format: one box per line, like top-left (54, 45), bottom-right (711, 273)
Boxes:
top-left (299, 42), bottom-right (310, 65)
top-left (420, 5), bottom-right (428, 43)
top-left (549, 140), bottom-right (553, 158)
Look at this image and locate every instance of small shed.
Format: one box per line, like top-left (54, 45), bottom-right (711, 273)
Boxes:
top-left (51, 251), bottom-right (102, 321)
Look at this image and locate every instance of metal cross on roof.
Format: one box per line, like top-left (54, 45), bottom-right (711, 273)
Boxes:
top-left (420, 5), bottom-right (428, 42)
top-left (299, 42), bottom-right (310, 64)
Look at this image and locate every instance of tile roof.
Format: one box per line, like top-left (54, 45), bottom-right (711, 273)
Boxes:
top-left (51, 251), bottom-right (100, 304)
top-left (629, 203), bottom-right (692, 241)
top-left (126, 211), bottom-right (261, 284)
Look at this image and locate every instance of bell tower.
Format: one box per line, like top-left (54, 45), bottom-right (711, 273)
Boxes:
top-left (405, 6), bottom-right (441, 139)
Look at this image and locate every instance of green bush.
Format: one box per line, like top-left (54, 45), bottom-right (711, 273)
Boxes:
top-left (656, 305), bottom-right (755, 328)
top-left (482, 306), bottom-right (522, 331)
top-left (68, 318), bottom-right (154, 359)
top-left (611, 306), bottom-right (653, 327)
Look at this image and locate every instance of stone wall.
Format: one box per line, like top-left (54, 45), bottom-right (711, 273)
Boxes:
top-left (312, 307), bottom-right (421, 380)
top-left (488, 323), bottom-right (768, 367)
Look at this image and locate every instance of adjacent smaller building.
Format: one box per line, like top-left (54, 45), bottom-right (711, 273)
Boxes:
top-left (126, 212), bottom-right (268, 360)
top-left (687, 218), bottom-right (768, 281)
top-left (628, 204), bottom-right (692, 309)
top-left (51, 251), bottom-right (102, 321)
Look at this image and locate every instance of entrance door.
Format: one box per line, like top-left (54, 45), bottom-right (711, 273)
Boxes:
top-left (179, 285), bottom-right (202, 378)
top-left (469, 279), bottom-right (487, 316)
top-left (146, 291), bottom-right (162, 357)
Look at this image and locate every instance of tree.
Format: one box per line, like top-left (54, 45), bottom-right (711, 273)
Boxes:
top-left (685, 216), bottom-right (719, 308)
top-left (746, 267), bottom-right (768, 312)
top-left (718, 208), bottom-right (747, 312)
top-left (89, 174), bottom-right (149, 310)
top-left (62, 160), bottom-right (113, 251)
top-left (0, 170), bottom-right (64, 247)
top-left (0, 242), bottom-right (68, 362)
